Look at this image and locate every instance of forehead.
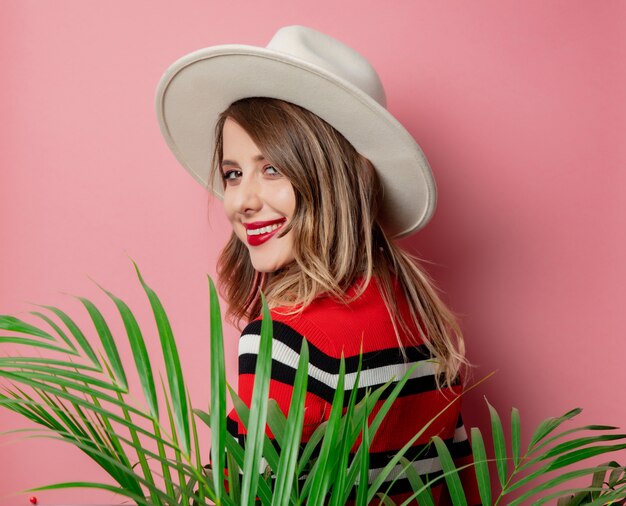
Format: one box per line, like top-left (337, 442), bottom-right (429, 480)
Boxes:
top-left (221, 118), bottom-right (264, 162)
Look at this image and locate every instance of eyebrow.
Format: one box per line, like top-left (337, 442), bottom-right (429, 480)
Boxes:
top-left (221, 155), bottom-right (266, 167)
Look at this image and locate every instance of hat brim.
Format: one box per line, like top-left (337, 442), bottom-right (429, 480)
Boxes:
top-left (156, 44), bottom-right (436, 237)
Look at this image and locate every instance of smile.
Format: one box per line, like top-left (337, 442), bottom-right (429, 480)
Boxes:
top-left (243, 218), bottom-right (287, 246)
top-left (247, 222), bottom-right (283, 236)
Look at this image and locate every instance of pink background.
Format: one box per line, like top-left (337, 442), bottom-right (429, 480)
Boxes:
top-left (1, 1), bottom-right (625, 504)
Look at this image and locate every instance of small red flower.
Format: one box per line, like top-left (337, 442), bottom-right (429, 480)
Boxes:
top-left (29, 497), bottom-right (38, 505)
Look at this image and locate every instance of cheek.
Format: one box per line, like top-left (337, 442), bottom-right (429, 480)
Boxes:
top-left (274, 183), bottom-right (296, 215)
top-left (221, 193), bottom-right (236, 222)
top-left (222, 197), bottom-right (248, 245)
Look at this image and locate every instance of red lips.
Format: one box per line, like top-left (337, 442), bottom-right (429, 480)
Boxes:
top-left (243, 218), bottom-right (286, 246)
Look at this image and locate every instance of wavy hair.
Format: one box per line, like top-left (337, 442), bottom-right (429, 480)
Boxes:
top-left (210, 98), bottom-right (468, 386)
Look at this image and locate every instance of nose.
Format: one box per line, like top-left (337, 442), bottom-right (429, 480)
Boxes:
top-left (233, 173), bottom-right (263, 215)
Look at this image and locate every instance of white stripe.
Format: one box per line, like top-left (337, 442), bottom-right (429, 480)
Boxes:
top-left (354, 457), bottom-right (443, 484)
top-left (236, 453), bottom-right (442, 484)
top-left (454, 424), bottom-right (468, 443)
top-left (239, 333), bottom-right (437, 390)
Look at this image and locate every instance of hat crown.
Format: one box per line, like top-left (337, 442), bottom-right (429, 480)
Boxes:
top-left (266, 26), bottom-right (387, 107)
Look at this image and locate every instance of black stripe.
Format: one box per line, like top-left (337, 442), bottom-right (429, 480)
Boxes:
top-left (239, 356), bottom-right (440, 405)
top-left (241, 319), bottom-right (433, 374)
top-left (368, 440), bottom-right (439, 469)
top-left (223, 426), bottom-right (470, 475)
top-left (382, 472), bottom-right (443, 496)
top-left (345, 471), bottom-right (445, 499)
top-left (227, 418), bottom-right (469, 466)
top-left (367, 435), bottom-right (472, 469)
top-left (221, 421), bottom-right (471, 500)
top-left (450, 438), bottom-right (472, 459)
top-left (226, 415), bottom-right (238, 438)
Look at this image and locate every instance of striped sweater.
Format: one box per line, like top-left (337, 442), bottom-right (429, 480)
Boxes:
top-left (226, 279), bottom-right (480, 505)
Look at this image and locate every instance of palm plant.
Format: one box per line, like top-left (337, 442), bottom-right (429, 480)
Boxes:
top-left (1, 264), bottom-right (625, 505)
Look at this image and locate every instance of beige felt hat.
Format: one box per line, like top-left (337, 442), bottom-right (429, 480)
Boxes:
top-left (156, 25), bottom-right (436, 237)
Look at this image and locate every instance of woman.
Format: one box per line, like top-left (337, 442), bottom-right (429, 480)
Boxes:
top-left (157, 25), bottom-right (479, 504)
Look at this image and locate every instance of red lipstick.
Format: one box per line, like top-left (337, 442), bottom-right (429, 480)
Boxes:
top-left (243, 218), bottom-right (286, 246)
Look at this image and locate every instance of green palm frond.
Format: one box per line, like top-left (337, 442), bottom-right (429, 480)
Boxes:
top-left (433, 401), bottom-right (626, 506)
top-left (1, 265), bottom-right (625, 505)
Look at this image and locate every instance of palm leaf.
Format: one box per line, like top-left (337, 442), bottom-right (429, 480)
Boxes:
top-left (0, 336), bottom-right (77, 355)
top-left (511, 407), bottom-right (521, 467)
top-left (297, 419), bottom-right (328, 476)
top-left (355, 392), bottom-right (370, 506)
top-left (114, 389), bottom-right (160, 505)
top-left (21, 428), bottom-right (194, 503)
top-left (86, 375), bottom-right (141, 493)
top-left (470, 427), bottom-right (492, 505)
top-left (189, 390), bottom-right (205, 503)
top-left (540, 435), bottom-right (626, 461)
top-left (272, 339), bottom-right (309, 506)
top-left (0, 368), bottom-right (161, 427)
top-left (266, 399), bottom-right (287, 447)
top-left (528, 408), bottom-right (582, 450)
top-left (208, 276), bottom-right (227, 500)
top-left (135, 262), bottom-right (190, 454)
top-left (507, 466), bottom-right (620, 506)
top-left (329, 354), bottom-right (363, 506)
top-left (226, 445), bottom-right (242, 502)
top-left (507, 444), bottom-right (626, 495)
top-left (227, 384), bottom-right (281, 472)
top-left (531, 424), bottom-right (620, 457)
top-left (39, 305), bottom-right (101, 369)
top-left (76, 295), bottom-right (128, 390)
top-left (433, 436), bottom-right (467, 506)
top-left (240, 294), bottom-right (273, 506)
top-left (398, 456), bottom-right (435, 506)
top-left (29, 310), bottom-right (77, 351)
top-left (27, 481), bottom-right (150, 505)
top-left (157, 379), bottom-right (178, 499)
top-left (0, 363), bottom-right (126, 393)
top-left (222, 427), bottom-right (274, 504)
top-left (0, 356), bottom-right (100, 372)
top-left (99, 284), bottom-right (159, 418)
top-left (305, 356), bottom-right (345, 505)
top-left (0, 315), bottom-right (56, 340)
top-left (486, 398), bottom-right (507, 486)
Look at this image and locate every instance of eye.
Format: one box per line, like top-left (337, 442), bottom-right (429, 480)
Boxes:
top-left (222, 169), bottom-right (242, 184)
top-left (264, 165), bottom-right (281, 176)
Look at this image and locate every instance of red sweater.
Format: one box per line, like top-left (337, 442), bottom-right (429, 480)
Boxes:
top-left (227, 280), bottom-right (480, 505)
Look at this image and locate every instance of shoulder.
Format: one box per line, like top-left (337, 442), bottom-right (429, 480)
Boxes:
top-left (241, 278), bottom-right (425, 359)
top-left (239, 308), bottom-right (338, 362)
top-left (277, 279), bottom-right (423, 356)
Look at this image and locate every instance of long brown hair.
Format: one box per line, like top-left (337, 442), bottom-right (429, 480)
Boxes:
top-left (210, 98), bottom-right (468, 386)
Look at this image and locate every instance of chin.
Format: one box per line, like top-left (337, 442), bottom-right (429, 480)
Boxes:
top-left (250, 257), bottom-right (295, 274)
top-left (252, 262), bottom-right (286, 273)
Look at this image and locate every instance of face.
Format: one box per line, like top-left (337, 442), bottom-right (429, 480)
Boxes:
top-left (221, 118), bottom-right (297, 273)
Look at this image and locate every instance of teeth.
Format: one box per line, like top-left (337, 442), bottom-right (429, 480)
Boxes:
top-left (247, 222), bottom-right (282, 236)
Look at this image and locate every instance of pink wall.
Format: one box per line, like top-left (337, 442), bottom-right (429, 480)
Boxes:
top-left (1, 1), bottom-right (625, 504)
